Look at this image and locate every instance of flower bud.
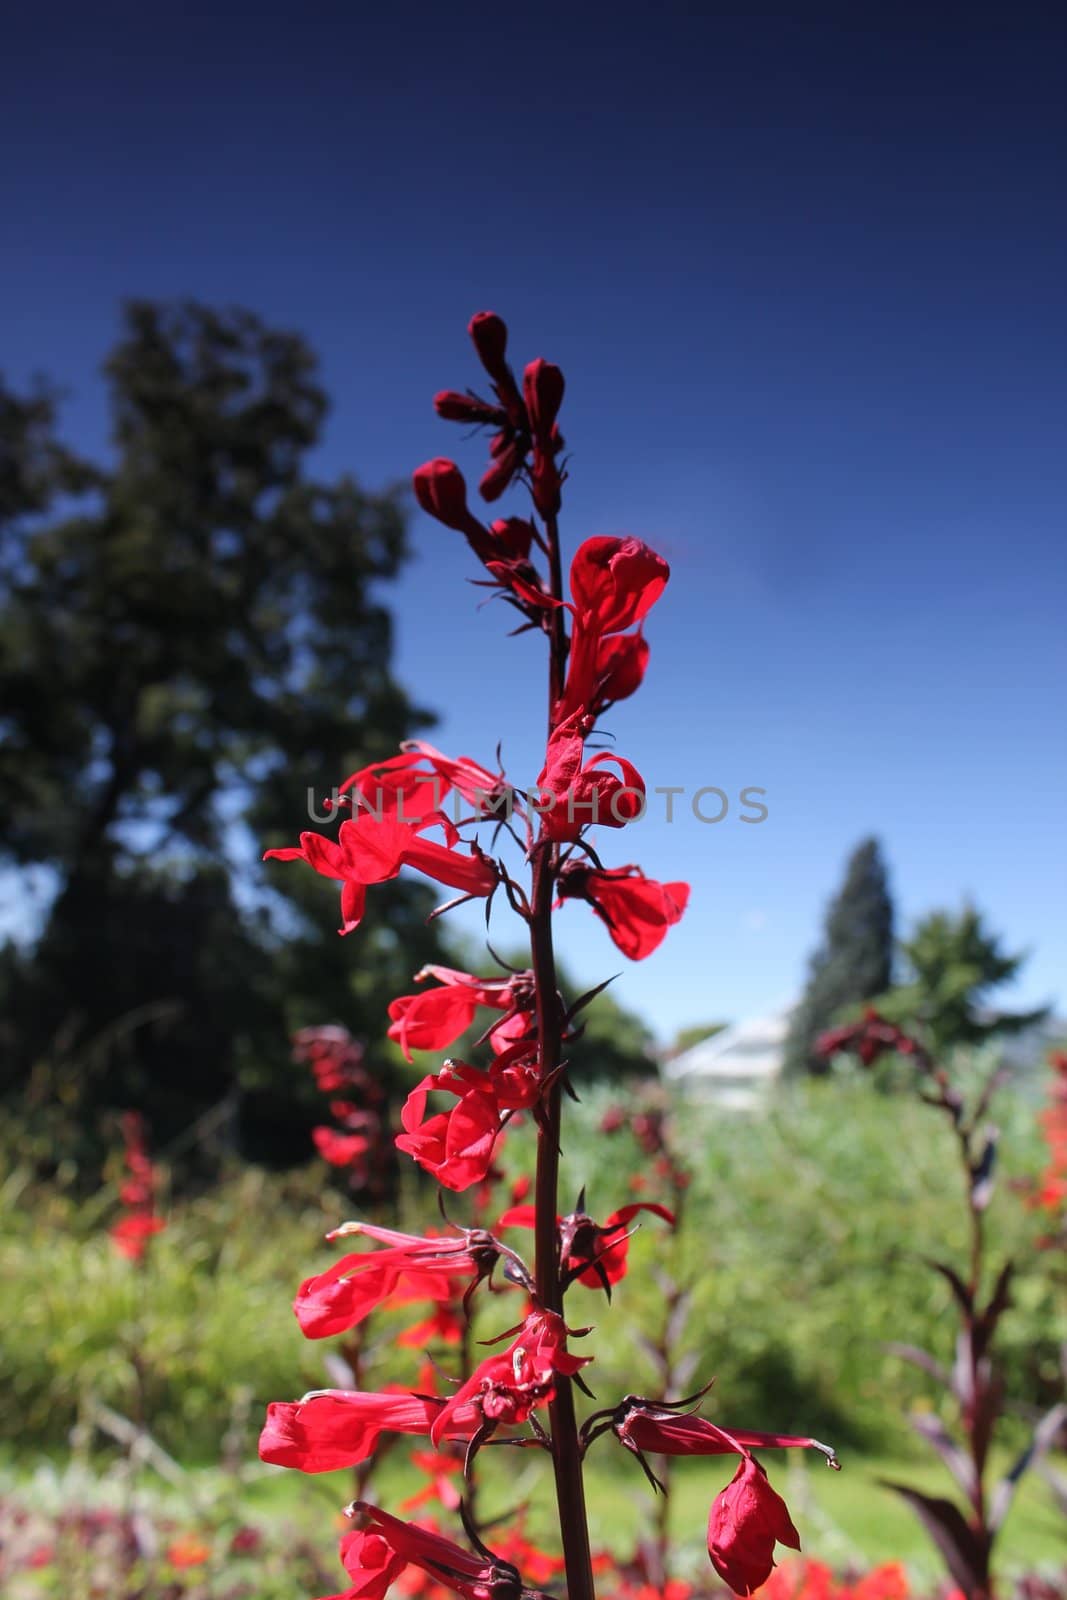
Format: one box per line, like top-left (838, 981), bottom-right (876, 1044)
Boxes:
top-left (488, 517), bottom-right (535, 562)
top-left (523, 359), bottom-right (565, 441)
top-left (412, 458), bottom-right (473, 531)
top-left (479, 438), bottom-right (521, 502)
top-left (468, 311), bottom-right (509, 381)
top-left (433, 390), bottom-right (502, 425)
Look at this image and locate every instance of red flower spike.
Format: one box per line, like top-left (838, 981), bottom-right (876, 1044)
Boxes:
top-left (707, 1456), bottom-right (802, 1596)
top-left (557, 862), bottom-right (689, 959)
top-left (110, 1213), bottom-right (166, 1259)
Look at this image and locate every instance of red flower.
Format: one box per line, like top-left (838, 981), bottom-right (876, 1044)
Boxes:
top-left (387, 966), bottom-right (534, 1062)
top-left (319, 1528), bottom-right (408, 1600)
top-left (394, 1063), bottom-right (505, 1192)
top-left (166, 1536), bottom-right (211, 1569)
top-left (569, 536), bottom-right (669, 635)
top-left (109, 1211), bottom-right (166, 1260)
top-left (557, 862), bottom-right (689, 959)
top-left (610, 1402), bottom-right (838, 1467)
top-left (312, 1128), bottom-right (370, 1167)
top-left (707, 1456), bottom-right (801, 1596)
top-left (537, 712), bottom-right (645, 842)
top-left (496, 1199), bottom-right (674, 1293)
top-left (293, 1224), bottom-right (497, 1339)
top-left (430, 1308), bottom-right (589, 1446)
top-left (258, 1390), bottom-right (479, 1473)
top-left (554, 537), bottom-right (667, 722)
top-left (265, 812), bottom-right (497, 935)
top-left (338, 1504), bottom-right (525, 1600)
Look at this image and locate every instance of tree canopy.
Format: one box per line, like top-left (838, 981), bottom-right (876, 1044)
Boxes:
top-left (782, 837), bottom-right (895, 1078)
top-left (871, 904), bottom-right (1048, 1059)
top-left (0, 301), bottom-right (443, 1167)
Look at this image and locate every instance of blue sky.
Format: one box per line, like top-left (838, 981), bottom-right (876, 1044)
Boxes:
top-left (3, 3), bottom-right (1065, 1038)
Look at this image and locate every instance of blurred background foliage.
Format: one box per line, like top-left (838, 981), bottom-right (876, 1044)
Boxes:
top-left (1, 1076), bottom-right (1060, 1464)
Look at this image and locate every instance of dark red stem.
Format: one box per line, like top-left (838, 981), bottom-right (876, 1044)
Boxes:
top-left (530, 509), bottom-right (596, 1600)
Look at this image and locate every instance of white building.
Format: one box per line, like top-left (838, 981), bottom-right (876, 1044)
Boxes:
top-left (662, 1006), bottom-right (794, 1110)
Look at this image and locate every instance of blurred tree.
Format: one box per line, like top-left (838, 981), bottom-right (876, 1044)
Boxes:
top-left (871, 904), bottom-right (1048, 1059)
top-left (782, 837), bottom-right (894, 1077)
top-left (0, 302), bottom-right (444, 1166)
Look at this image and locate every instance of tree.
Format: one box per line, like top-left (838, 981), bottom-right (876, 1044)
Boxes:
top-left (0, 301), bottom-right (443, 1162)
top-left (782, 837), bottom-right (894, 1077)
top-left (872, 903), bottom-right (1048, 1058)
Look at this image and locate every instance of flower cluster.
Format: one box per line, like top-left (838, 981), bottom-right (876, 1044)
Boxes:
top-left (293, 1025), bottom-right (391, 1194)
top-left (108, 1111), bottom-right (166, 1263)
top-left (262, 312), bottom-right (838, 1600)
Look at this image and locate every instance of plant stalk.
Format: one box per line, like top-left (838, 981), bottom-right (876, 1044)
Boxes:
top-left (528, 506), bottom-right (596, 1600)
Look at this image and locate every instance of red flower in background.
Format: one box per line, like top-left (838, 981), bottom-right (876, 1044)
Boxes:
top-left (816, 1010), bottom-right (919, 1069)
top-left (110, 1212), bottom-right (166, 1260)
top-left (558, 862), bottom-right (689, 959)
top-left (294, 1026), bottom-right (389, 1194)
top-left (312, 1128), bottom-right (370, 1167)
top-left (108, 1111), bottom-right (166, 1262)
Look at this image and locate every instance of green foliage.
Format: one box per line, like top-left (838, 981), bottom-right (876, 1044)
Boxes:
top-left (871, 905), bottom-right (1049, 1058)
top-left (0, 303), bottom-right (447, 1161)
top-left (783, 838), bottom-right (895, 1078)
top-left (1, 1077), bottom-right (1059, 1463)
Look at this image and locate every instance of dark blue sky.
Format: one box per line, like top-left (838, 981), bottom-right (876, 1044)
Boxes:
top-left (3, 3), bottom-right (1065, 1035)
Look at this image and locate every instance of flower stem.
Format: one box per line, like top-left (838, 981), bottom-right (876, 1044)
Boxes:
top-left (529, 507), bottom-right (596, 1600)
